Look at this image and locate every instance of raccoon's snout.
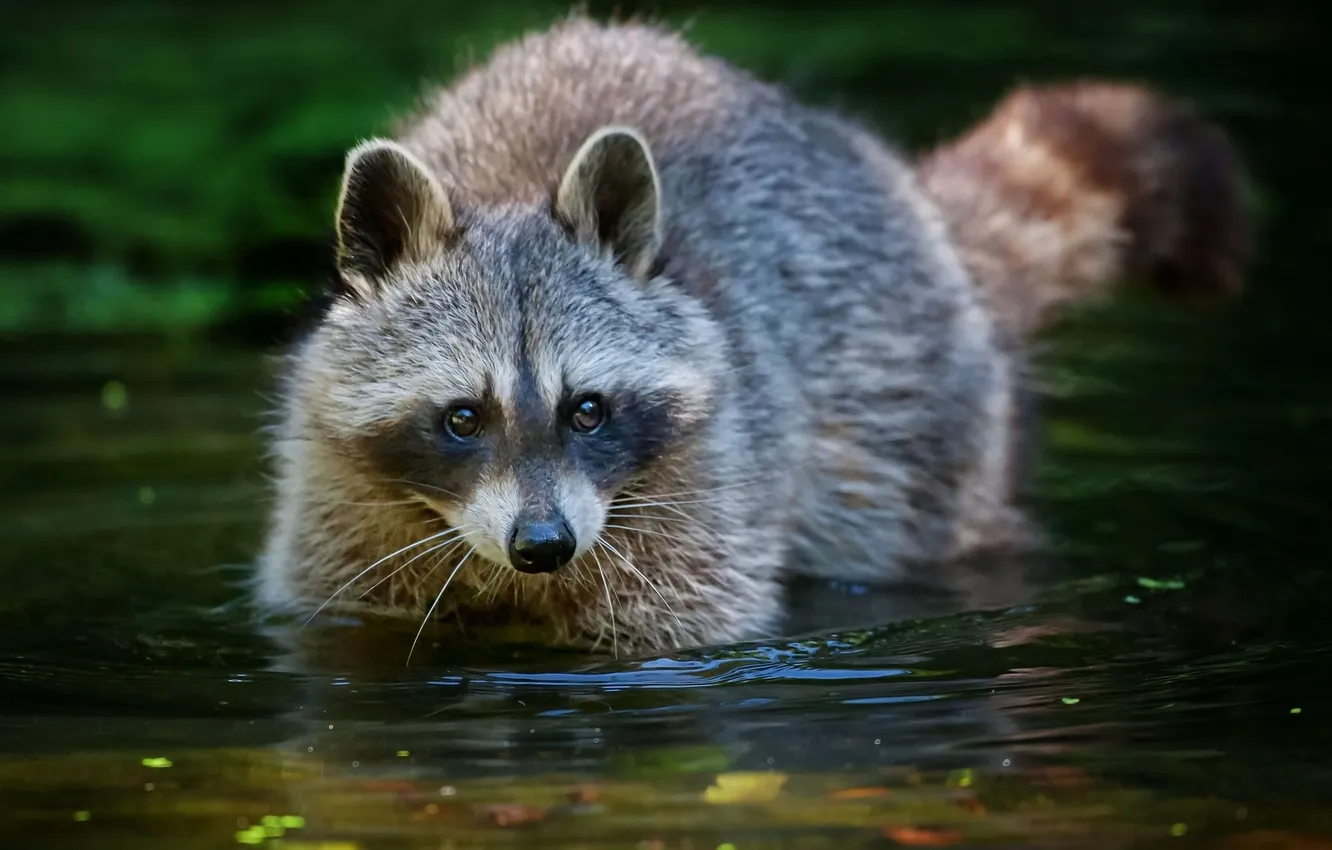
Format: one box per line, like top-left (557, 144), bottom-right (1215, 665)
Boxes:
top-left (508, 513), bottom-right (577, 574)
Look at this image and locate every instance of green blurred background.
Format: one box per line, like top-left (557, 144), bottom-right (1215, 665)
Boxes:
top-left (0, 0), bottom-right (1308, 337)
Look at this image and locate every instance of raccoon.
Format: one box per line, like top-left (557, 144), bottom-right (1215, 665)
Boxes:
top-left (255, 17), bottom-right (1249, 657)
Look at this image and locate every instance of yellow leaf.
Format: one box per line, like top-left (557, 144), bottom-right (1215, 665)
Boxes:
top-left (702, 771), bottom-right (788, 804)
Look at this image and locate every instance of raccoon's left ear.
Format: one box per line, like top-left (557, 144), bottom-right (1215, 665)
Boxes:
top-left (555, 126), bottom-right (662, 279)
top-left (334, 138), bottom-right (455, 299)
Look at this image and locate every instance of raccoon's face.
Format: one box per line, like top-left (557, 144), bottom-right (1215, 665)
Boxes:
top-left (308, 128), bottom-right (722, 576)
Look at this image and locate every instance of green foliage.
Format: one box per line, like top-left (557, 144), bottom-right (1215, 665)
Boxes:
top-left (0, 0), bottom-right (1268, 332)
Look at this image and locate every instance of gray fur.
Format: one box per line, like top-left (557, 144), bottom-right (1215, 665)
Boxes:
top-left (257, 17), bottom-right (1029, 656)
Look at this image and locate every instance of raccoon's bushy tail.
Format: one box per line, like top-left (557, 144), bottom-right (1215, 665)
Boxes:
top-left (916, 81), bottom-right (1251, 339)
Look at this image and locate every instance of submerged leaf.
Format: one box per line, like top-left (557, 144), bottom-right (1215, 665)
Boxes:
top-left (474, 802), bottom-right (547, 827)
top-left (883, 825), bottom-right (963, 846)
top-left (828, 786), bottom-right (892, 800)
top-left (1137, 577), bottom-right (1187, 590)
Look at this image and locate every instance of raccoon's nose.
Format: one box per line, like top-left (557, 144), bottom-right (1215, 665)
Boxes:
top-left (508, 517), bottom-right (577, 574)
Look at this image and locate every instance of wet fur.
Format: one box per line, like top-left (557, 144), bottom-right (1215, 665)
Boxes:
top-left (256, 17), bottom-right (1249, 656)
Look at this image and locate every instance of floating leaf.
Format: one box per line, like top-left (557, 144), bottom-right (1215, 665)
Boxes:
top-left (101, 380), bottom-right (128, 412)
top-left (236, 825), bottom-right (267, 845)
top-left (567, 784), bottom-right (601, 805)
top-left (946, 769), bottom-right (973, 788)
top-left (703, 771), bottom-right (788, 804)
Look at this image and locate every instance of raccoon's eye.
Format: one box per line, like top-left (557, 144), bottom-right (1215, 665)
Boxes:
top-left (570, 395), bottom-right (606, 434)
top-left (441, 404), bottom-right (483, 440)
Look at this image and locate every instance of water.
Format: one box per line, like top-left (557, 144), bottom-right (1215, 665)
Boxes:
top-left (4, 310), bottom-right (1331, 848)
top-left (3, 1), bottom-right (1332, 847)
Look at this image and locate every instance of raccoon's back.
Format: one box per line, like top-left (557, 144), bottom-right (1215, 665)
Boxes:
top-left (392, 17), bottom-right (945, 377)
top-left (394, 18), bottom-right (774, 206)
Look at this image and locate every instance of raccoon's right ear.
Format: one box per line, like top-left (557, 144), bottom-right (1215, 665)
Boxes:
top-left (333, 139), bottom-right (455, 299)
top-left (555, 126), bottom-right (662, 280)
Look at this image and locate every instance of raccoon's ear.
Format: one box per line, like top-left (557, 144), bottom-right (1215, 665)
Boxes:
top-left (333, 138), bottom-right (455, 298)
top-left (555, 126), bottom-right (662, 279)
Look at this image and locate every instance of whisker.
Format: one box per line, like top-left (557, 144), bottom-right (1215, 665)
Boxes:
top-left (606, 500), bottom-right (701, 527)
top-left (472, 561), bottom-right (507, 603)
top-left (589, 546), bottom-right (619, 660)
top-left (613, 461), bottom-right (817, 503)
top-left (357, 533), bottom-right (470, 599)
top-left (603, 523), bottom-right (701, 546)
top-left (597, 536), bottom-right (684, 635)
top-left (604, 511), bottom-right (728, 542)
top-left (605, 497), bottom-right (736, 531)
top-left (567, 562), bottom-right (599, 595)
top-left (605, 512), bottom-right (719, 530)
top-left (301, 526), bottom-right (464, 626)
top-left (407, 547), bottom-right (475, 666)
top-left (607, 497), bottom-right (715, 510)
top-left (387, 479), bottom-right (466, 500)
top-left (401, 548), bottom-right (451, 609)
top-left (605, 511), bottom-right (700, 525)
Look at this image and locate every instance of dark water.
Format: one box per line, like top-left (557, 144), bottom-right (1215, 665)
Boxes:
top-left (3, 1), bottom-right (1332, 848)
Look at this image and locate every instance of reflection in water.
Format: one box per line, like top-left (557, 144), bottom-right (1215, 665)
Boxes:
top-left (3, 617), bottom-right (1330, 847)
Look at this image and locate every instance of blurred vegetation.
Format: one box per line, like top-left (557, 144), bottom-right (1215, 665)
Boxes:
top-left (0, 0), bottom-right (1302, 335)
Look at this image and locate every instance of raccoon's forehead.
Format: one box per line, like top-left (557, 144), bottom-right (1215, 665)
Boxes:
top-left (325, 214), bottom-right (700, 410)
